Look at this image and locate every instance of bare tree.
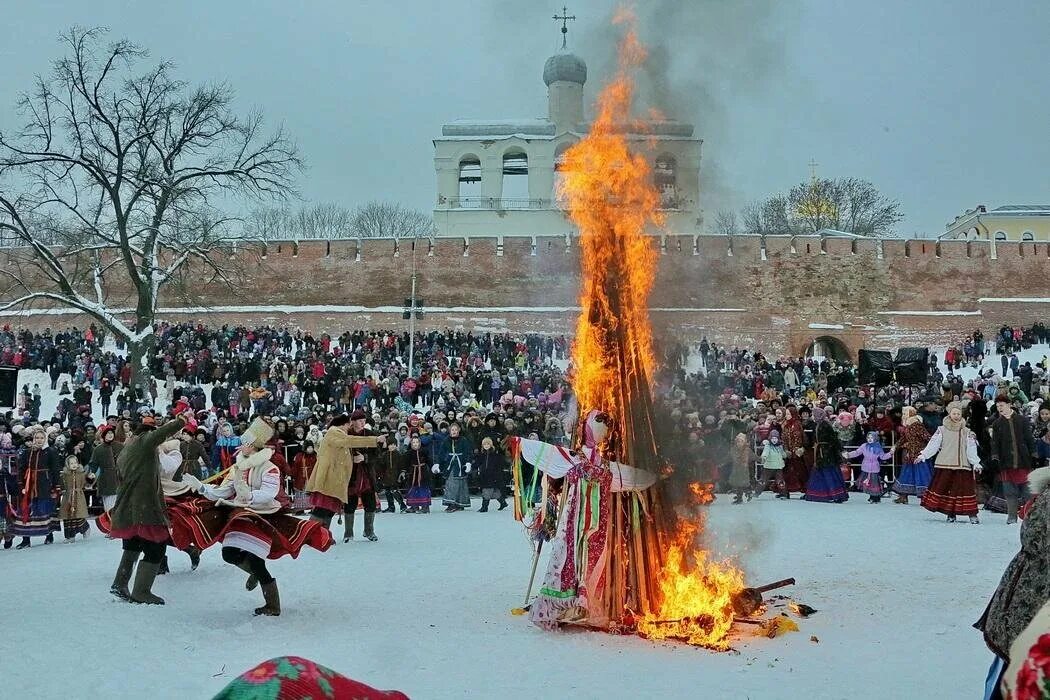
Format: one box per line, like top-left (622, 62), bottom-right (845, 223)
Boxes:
top-left (245, 206), bottom-right (290, 241)
top-left (741, 177), bottom-right (902, 237)
top-left (713, 209), bottom-right (738, 236)
top-left (351, 201), bottom-right (435, 241)
top-left (0, 27), bottom-right (300, 384)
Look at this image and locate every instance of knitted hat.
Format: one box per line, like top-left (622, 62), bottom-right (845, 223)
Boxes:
top-left (811, 407), bottom-right (828, 423)
top-left (349, 408), bottom-right (367, 421)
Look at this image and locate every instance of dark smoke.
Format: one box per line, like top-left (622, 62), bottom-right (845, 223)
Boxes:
top-left (484, 0), bottom-right (793, 218)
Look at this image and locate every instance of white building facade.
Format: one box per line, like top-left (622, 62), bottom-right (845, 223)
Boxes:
top-left (433, 48), bottom-right (702, 238)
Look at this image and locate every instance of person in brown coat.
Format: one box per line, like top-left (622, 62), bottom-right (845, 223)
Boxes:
top-left (59, 454), bottom-right (91, 541)
top-left (975, 465), bottom-right (1050, 694)
top-left (305, 415), bottom-right (358, 531)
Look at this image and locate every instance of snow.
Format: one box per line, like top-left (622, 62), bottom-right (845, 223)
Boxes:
top-left (1, 492), bottom-right (1018, 699)
top-left (978, 298), bottom-right (1050, 303)
top-left (876, 310), bottom-right (982, 317)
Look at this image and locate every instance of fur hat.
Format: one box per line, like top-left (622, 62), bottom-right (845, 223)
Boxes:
top-left (349, 408), bottom-right (367, 421)
top-left (241, 417), bottom-right (275, 449)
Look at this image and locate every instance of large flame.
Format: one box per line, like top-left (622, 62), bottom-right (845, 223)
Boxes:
top-left (558, 12), bottom-right (745, 650)
top-left (558, 14), bottom-right (660, 429)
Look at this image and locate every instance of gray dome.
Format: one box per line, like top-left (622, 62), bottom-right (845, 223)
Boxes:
top-left (543, 52), bottom-right (587, 86)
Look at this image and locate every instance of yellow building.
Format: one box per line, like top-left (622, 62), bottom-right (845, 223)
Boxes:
top-left (941, 204), bottom-right (1050, 241)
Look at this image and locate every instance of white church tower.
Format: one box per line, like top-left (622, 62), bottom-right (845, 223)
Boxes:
top-left (433, 10), bottom-right (702, 239)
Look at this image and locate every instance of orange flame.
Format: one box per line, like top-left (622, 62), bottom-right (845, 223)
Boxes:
top-left (558, 14), bottom-right (661, 429)
top-left (687, 481), bottom-right (716, 506)
top-left (636, 518), bottom-right (746, 650)
top-left (559, 12), bottom-right (745, 649)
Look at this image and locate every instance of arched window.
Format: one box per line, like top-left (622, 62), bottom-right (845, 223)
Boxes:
top-left (457, 156), bottom-right (482, 207)
top-left (553, 144), bottom-right (571, 207)
top-left (501, 150), bottom-right (529, 205)
top-left (994, 230), bottom-right (1008, 241)
top-left (654, 154), bottom-right (678, 208)
top-left (1022, 231), bottom-right (1035, 241)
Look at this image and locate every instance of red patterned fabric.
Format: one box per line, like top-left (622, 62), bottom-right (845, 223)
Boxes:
top-left (211, 509), bottom-right (333, 560)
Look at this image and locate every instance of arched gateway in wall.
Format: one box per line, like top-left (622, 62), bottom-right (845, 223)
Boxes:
top-left (805, 336), bottom-right (853, 362)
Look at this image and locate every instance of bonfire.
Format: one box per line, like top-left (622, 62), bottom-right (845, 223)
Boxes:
top-left (533, 12), bottom-right (750, 650)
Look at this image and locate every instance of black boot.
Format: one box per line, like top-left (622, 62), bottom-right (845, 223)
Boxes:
top-left (15, 537), bottom-right (30, 549)
top-left (111, 550), bottom-right (139, 601)
top-left (254, 580), bottom-right (281, 616)
top-left (44, 533), bottom-right (54, 545)
top-left (498, 498), bottom-right (509, 511)
top-left (363, 512), bottom-right (378, 541)
top-left (187, 546), bottom-right (201, 571)
top-left (157, 555), bottom-right (170, 575)
top-left (3, 538), bottom-right (12, 549)
top-left (130, 561), bottom-right (165, 605)
top-left (479, 499), bottom-right (490, 513)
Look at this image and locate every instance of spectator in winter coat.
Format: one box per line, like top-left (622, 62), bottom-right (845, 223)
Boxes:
top-left (475, 436), bottom-right (508, 512)
top-left (989, 395), bottom-right (1038, 524)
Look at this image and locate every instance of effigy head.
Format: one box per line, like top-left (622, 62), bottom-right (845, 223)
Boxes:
top-left (584, 409), bottom-right (611, 448)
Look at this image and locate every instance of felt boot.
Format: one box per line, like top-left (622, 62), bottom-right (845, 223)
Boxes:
top-left (130, 561), bottom-right (165, 605)
top-left (254, 580), bottom-right (281, 617)
top-left (110, 549), bottom-right (139, 601)
top-left (363, 512), bottom-right (378, 541)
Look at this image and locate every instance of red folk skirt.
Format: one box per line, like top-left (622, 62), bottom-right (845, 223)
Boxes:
top-left (920, 467), bottom-right (978, 516)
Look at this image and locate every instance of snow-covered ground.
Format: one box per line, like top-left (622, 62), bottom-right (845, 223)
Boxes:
top-left (3, 340), bottom-right (1040, 698)
top-left (1, 492), bottom-right (1018, 699)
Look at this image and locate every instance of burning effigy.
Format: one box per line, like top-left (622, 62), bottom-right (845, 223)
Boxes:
top-left (510, 13), bottom-right (799, 651)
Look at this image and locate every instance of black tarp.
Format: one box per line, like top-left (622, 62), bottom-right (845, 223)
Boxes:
top-left (858, 350), bottom-right (894, 387)
top-left (894, 347), bottom-right (930, 385)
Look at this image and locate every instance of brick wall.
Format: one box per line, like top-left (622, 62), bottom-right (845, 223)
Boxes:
top-left (2, 236), bottom-right (1047, 357)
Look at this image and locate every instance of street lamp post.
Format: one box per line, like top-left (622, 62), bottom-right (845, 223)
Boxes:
top-left (404, 237), bottom-right (424, 378)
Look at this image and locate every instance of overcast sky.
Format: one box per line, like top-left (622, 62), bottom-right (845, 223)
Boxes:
top-left (2, 0), bottom-right (1048, 236)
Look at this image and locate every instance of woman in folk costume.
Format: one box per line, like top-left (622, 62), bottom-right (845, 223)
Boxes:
top-left (976, 465), bottom-right (1050, 698)
top-left (803, 408), bottom-right (850, 503)
top-left (844, 431), bottom-right (893, 503)
top-left (402, 434), bottom-right (432, 513)
top-left (183, 418), bottom-right (333, 616)
top-left (781, 406), bottom-right (809, 493)
top-left (9, 426), bottom-right (62, 548)
top-left (433, 421), bottom-right (473, 512)
top-left (916, 401), bottom-right (983, 524)
top-left (893, 405), bottom-right (933, 504)
top-left (59, 454), bottom-right (91, 541)
top-left (108, 414), bottom-right (188, 604)
top-left (512, 410), bottom-right (656, 631)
